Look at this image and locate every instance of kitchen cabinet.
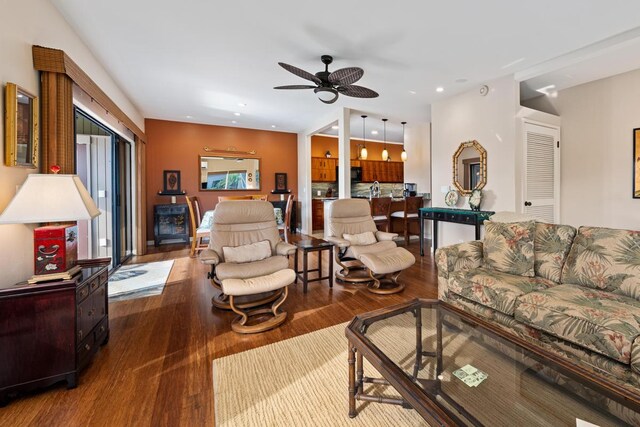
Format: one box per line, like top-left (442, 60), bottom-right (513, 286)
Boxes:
top-left (360, 160), bottom-right (404, 183)
top-left (312, 199), bottom-right (325, 230)
top-left (311, 157), bottom-right (337, 182)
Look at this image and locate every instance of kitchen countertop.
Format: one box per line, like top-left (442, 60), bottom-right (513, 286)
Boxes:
top-left (314, 195), bottom-right (431, 202)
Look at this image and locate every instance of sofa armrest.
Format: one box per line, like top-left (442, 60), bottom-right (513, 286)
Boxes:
top-left (375, 231), bottom-right (397, 241)
top-left (198, 248), bottom-right (220, 265)
top-left (276, 241), bottom-right (297, 256)
top-left (435, 241), bottom-right (484, 280)
top-left (325, 236), bottom-right (350, 248)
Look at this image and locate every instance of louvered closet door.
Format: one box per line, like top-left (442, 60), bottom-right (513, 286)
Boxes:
top-left (523, 122), bottom-right (560, 223)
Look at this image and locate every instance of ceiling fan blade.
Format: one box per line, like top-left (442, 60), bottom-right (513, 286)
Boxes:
top-left (278, 62), bottom-right (321, 84)
top-left (328, 67), bottom-right (363, 85)
top-left (338, 85), bottom-right (379, 98)
top-left (273, 85), bottom-right (317, 90)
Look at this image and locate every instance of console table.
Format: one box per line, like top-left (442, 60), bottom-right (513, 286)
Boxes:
top-left (419, 207), bottom-right (494, 255)
top-left (0, 259), bottom-right (110, 405)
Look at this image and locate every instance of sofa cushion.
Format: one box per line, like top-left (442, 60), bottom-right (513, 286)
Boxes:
top-left (534, 222), bottom-right (577, 283)
top-left (449, 268), bottom-right (555, 316)
top-left (483, 220), bottom-right (535, 277)
top-left (223, 240), bottom-right (272, 263)
top-left (561, 226), bottom-right (640, 299)
top-left (343, 231), bottom-right (377, 246)
top-left (515, 284), bottom-right (640, 364)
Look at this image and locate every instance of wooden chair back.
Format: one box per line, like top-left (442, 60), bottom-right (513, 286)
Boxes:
top-left (218, 194), bottom-right (268, 202)
top-left (185, 195), bottom-right (198, 236)
top-left (281, 195), bottom-right (295, 242)
top-left (370, 197), bottom-right (392, 218)
top-left (404, 196), bottom-right (423, 218)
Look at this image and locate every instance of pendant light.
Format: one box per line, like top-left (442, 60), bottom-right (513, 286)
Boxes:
top-left (381, 118), bottom-right (389, 161)
top-left (400, 121), bottom-right (408, 162)
top-left (360, 115), bottom-right (368, 160)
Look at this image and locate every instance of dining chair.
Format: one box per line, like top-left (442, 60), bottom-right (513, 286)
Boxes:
top-left (390, 196), bottom-right (422, 246)
top-left (185, 195), bottom-right (209, 257)
top-left (217, 194), bottom-right (269, 202)
top-left (277, 194), bottom-right (294, 243)
top-left (370, 196), bottom-right (392, 232)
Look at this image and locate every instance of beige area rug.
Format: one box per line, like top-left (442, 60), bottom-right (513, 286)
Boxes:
top-left (212, 322), bottom-right (429, 427)
top-left (213, 311), bottom-right (632, 427)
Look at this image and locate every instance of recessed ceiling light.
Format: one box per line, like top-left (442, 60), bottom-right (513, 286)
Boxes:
top-left (234, 112), bottom-right (241, 116)
top-left (238, 103), bottom-right (247, 107)
top-left (231, 120), bottom-right (238, 124)
top-left (331, 125), bottom-right (339, 130)
top-left (371, 130), bottom-right (378, 135)
top-left (455, 78), bottom-right (468, 83)
top-left (271, 125), bottom-right (277, 128)
top-left (436, 87), bottom-right (444, 93)
top-left (536, 84), bottom-right (556, 96)
top-left (409, 90), bottom-right (417, 95)
top-left (185, 115), bottom-right (193, 119)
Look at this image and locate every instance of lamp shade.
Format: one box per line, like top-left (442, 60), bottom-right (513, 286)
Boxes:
top-left (0, 174), bottom-right (100, 224)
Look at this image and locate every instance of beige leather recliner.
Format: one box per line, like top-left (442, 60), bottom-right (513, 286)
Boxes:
top-left (199, 200), bottom-right (297, 333)
top-left (325, 198), bottom-right (415, 294)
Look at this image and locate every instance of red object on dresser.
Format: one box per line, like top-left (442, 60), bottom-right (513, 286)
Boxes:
top-left (34, 225), bottom-right (78, 275)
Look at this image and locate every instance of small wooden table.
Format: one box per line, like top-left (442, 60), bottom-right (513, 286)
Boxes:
top-left (419, 207), bottom-right (494, 255)
top-left (293, 239), bottom-right (334, 293)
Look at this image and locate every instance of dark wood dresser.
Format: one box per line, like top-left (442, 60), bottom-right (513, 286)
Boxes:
top-left (0, 259), bottom-right (110, 405)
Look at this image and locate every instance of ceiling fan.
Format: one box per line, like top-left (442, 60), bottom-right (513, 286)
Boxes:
top-left (274, 55), bottom-right (379, 104)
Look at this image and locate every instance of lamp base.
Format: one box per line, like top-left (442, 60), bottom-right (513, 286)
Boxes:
top-left (28, 265), bottom-right (82, 284)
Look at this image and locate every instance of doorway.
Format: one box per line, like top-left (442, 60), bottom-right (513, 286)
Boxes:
top-left (75, 108), bottom-right (134, 269)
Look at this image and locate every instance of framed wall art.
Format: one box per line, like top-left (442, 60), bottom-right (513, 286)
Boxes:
top-left (4, 83), bottom-right (39, 168)
top-left (275, 173), bottom-right (288, 192)
top-left (162, 170), bottom-right (183, 194)
top-left (635, 129), bottom-right (640, 198)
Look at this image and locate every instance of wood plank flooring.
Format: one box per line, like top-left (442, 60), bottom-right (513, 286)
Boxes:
top-left (0, 237), bottom-right (437, 426)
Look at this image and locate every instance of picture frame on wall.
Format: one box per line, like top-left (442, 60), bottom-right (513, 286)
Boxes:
top-left (275, 173), bottom-right (287, 192)
top-left (4, 83), bottom-right (39, 168)
top-left (163, 170), bottom-right (183, 194)
top-left (635, 129), bottom-right (640, 199)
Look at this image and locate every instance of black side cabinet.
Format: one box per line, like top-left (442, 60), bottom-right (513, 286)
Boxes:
top-left (154, 203), bottom-right (189, 246)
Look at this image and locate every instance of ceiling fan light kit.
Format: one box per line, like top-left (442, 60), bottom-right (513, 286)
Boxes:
top-left (275, 55), bottom-right (379, 104)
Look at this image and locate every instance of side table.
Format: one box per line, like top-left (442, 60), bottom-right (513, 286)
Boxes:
top-left (293, 239), bottom-right (334, 293)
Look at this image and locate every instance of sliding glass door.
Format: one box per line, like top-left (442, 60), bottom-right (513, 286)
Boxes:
top-left (75, 108), bottom-right (134, 269)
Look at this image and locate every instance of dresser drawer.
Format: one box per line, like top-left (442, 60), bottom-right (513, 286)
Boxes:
top-left (77, 333), bottom-right (95, 368)
top-left (77, 284), bottom-right (90, 303)
top-left (434, 211), bottom-right (446, 220)
top-left (99, 270), bottom-right (108, 285)
top-left (94, 317), bottom-right (109, 344)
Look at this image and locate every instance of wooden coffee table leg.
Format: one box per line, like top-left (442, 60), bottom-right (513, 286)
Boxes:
top-left (348, 343), bottom-right (357, 418)
top-left (329, 247), bottom-right (334, 288)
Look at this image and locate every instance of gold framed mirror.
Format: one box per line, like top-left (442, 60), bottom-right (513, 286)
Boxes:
top-left (199, 155), bottom-right (261, 191)
top-left (452, 140), bottom-right (486, 196)
top-left (4, 83), bottom-right (39, 168)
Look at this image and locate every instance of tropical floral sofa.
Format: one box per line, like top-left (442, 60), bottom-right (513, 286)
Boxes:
top-left (436, 221), bottom-right (640, 397)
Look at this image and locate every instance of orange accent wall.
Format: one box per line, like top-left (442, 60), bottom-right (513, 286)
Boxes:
top-left (145, 119), bottom-right (298, 240)
top-left (311, 135), bottom-right (404, 161)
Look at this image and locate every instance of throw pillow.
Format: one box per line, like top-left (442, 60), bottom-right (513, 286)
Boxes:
top-left (223, 240), bottom-right (272, 263)
top-left (483, 220), bottom-right (535, 277)
top-left (343, 231), bottom-right (377, 246)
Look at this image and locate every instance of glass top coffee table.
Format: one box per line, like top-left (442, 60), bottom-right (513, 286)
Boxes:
top-left (345, 299), bottom-right (640, 426)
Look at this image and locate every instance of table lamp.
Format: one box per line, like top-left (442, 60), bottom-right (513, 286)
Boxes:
top-left (0, 168), bottom-right (101, 283)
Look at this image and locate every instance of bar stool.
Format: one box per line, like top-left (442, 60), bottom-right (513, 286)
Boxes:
top-left (390, 196), bottom-right (422, 246)
top-left (370, 196), bottom-right (392, 232)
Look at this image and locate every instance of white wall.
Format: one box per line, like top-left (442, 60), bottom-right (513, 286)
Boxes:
top-left (0, 0), bottom-right (144, 287)
top-left (527, 68), bottom-right (640, 230)
top-left (431, 75), bottom-right (519, 247)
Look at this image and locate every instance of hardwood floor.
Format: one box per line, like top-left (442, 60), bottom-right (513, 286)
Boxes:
top-left (0, 237), bottom-right (437, 426)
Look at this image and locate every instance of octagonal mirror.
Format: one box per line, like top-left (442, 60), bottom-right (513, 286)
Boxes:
top-left (452, 140), bottom-right (486, 196)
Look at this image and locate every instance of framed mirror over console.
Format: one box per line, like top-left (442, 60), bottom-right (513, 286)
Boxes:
top-left (199, 155), bottom-right (261, 191)
top-left (452, 140), bottom-right (486, 195)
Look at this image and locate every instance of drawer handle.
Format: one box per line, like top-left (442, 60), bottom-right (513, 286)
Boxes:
top-left (100, 325), bottom-right (105, 333)
top-left (88, 309), bottom-right (95, 317)
top-left (78, 330), bottom-right (83, 339)
top-left (85, 343), bottom-right (91, 351)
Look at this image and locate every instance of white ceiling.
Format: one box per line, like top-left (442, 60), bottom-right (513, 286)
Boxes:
top-left (51, 0), bottom-right (640, 135)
